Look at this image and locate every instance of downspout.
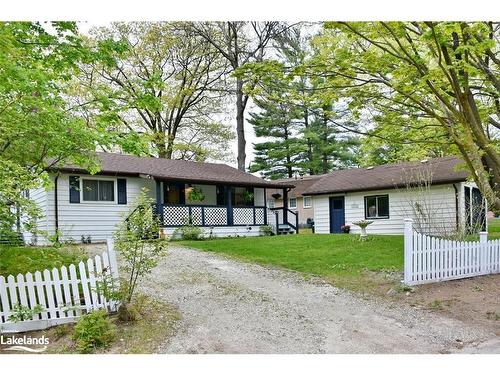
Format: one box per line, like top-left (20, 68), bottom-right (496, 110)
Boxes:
top-left (54, 173), bottom-right (59, 242)
top-left (453, 183), bottom-right (459, 232)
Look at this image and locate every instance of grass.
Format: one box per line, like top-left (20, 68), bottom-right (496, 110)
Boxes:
top-left (180, 218), bottom-right (499, 294)
top-left (0, 245), bottom-right (88, 277)
top-left (181, 234), bottom-right (403, 292)
top-left (488, 218), bottom-right (500, 239)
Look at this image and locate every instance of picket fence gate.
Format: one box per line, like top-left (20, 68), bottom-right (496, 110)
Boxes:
top-left (0, 239), bottom-right (119, 333)
top-left (403, 218), bottom-right (500, 285)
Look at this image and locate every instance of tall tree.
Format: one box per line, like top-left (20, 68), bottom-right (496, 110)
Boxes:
top-left (238, 25), bottom-right (360, 177)
top-left (78, 22), bottom-right (233, 161)
top-left (248, 96), bottom-right (303, 179)
top-left (310, 22), bottom-right (500, 211)
top-left (189, 22), bottom-right (286, 170)
top-left (0, 22), bottom-right (102, 238)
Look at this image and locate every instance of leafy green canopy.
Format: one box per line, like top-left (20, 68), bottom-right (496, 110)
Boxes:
top-left (309, 22), bottom-right (499, 211)
top-left (78, 22), bottom-right (233, 162)
top-left (0, 22), bottom-right (103, 237)
top-left (239, 27), bottom-right (359, 179)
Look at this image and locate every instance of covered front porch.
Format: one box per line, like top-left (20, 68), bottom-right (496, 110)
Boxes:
top-left (153, 180), bottom-right (298, 235)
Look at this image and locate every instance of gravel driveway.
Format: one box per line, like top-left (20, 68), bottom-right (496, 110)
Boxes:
top-left (140, 246), bottom-right (499, 354)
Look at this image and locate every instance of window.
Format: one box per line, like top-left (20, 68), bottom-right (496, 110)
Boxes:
top-left (364, 195), bottom-right (389, 219)
top-left (268, 199), bottom-right (275, 209)
top-left (289, 197), bottom-right (297, 209)
top-left (232, 187), bottom-right (254, 207)
top-left (303, 196), bottom-right (312, 208)
top-left (82, 179), bottom-right (114, 202)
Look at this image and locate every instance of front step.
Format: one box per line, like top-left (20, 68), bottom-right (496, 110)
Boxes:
top-left (277, 224), bottom-right (295, 235)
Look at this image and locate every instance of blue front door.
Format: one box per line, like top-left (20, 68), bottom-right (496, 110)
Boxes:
top-left (329, 197), bottom-right (345, 233)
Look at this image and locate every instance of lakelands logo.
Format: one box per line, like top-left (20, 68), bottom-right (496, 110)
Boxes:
top-left (1, 334), bottom-right (49, 353)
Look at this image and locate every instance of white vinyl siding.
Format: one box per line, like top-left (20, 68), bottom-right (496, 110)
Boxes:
top-left (313, 184), bottom-right (459, 235)
top-left (44, 174), bottom-right (155, 244)
top-left (163, 225), bottom-right (264, 239)
top-left (22, 187), bottom-right (48, 245)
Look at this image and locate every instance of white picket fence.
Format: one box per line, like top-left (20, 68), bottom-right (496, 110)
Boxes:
top-left (404, 218), bottom-right (500, 285)
top-left (0, 239), bottom-right (119, 333)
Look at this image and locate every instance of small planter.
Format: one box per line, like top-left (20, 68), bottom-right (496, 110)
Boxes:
top-left (341, 225), bottom-right (350, 234)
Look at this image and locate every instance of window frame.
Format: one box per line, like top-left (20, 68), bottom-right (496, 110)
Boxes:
top-left (303, 195), bottom-right (312, 208)
top-left (80, 177), bottom-right (117, 203)
top-left (289, 197), bottom-right (297, 209)
top-left (268, 199), bottom-right (275, 209)
top-left (364, 194), bottom-right (390, 219)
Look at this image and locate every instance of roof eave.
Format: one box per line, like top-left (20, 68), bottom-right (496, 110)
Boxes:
top-left (302, 178), bottom-right (467, 196)
top-left (49, 167), bottom-right (294, 189)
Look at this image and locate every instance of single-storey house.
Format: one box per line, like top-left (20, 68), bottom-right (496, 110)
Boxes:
top-left (266, 175), bottom-right (324, 227)
top-left (301, 157), bottom-right (486, 235)
top-left (22, 153), bottom-right (296, 245)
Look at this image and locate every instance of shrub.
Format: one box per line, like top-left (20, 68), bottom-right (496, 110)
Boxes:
top-left (73, 309), bottom-right (116, 353)
top-left (173, 224), bottom-right (203, 240)
top-left (114, 189), bottom-right (168, 306)
top-left (259, 225), bottom-right (274, 236)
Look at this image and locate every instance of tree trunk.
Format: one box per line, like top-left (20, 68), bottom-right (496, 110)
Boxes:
top-left (156, 138), bottom-right (168, 159)
top-left (236, 79), bottom-right (246, 171)
top-left (321, 112), bottom-right (329, 174)
top-left (303, 107), bottom-right (314, 175)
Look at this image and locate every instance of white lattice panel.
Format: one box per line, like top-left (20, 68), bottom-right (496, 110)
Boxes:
top-left (190, 207), bottom-right (203, 225)
top-left (255, 208), bottom-right (265, 225)
top-left (204, 207), bottom-right (228, 226)
top-left (233, 207), bottom-right (254, 225)
top-left (163, 206), bottom-right (190, 226)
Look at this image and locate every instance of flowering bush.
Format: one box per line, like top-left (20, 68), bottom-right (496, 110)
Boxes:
top-left (340, 225), bottom-right (350, 233)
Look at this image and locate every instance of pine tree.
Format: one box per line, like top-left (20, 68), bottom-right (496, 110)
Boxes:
top-left (248, 97), bottom-right (303, 179)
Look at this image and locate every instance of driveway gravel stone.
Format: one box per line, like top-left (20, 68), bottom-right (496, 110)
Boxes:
top-left (139, 246), bottom-right (499, 354)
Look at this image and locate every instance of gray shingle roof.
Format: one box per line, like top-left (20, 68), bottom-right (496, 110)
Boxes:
top-left (303, 157), bottom-right (470, 195)
top-left (266, 175), bottom-right (326, 198)
top-left (54, 152), bottom-right (294, 189)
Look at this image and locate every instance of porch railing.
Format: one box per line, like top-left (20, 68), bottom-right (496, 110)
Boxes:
top-left (270, 207), bottom-right (299, 234)
top-left (154, 204), bottom-right (268, 227)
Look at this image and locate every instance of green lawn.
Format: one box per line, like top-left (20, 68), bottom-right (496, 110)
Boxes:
top-left (489, 217), bottom-right (500, 239)
top-left (0, 245), bottom-right (88, 277)
top-left (181, 234), bottom-right (404, 292)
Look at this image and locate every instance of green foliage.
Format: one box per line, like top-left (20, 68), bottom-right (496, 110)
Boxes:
top-left (0, 22), bottom-right (104, 238)
top-left (8, 304), bottom-right (44, 322)
top-left (79, 22), bottom-right (233, 161)
top-left (46, 229), bottom-right (64, 248)
top-left (0, 245), bottom-right (87, 276)
top-left (72, 309), bottom-right (116, 353)
top-left (173, 224), bottom-right (203, 241)
top-left (310, 22), bottom-right (500, 210)
top-left (114, 189), bottom-right (168, 303)
top-left (259, 225), bottom-right (274, 236)
top-left (187, 187), bottom-right (205, 202)
top-left (241, 26), bottom-right (360, 178)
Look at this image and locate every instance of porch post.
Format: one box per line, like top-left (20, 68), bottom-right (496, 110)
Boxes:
top-left (155, 179), bottom-right (163, 224)
top-left (263, 188), bottom-right (268, 225)
top-left (226, 186), bottom-right (233, 225)
top-left (283, 188), bottom-right (288, 224)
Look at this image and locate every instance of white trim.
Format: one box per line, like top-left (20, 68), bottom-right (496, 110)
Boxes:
top-left (364, 194), bottom-right (389, 219)
top-left (303, 195), bottom-right (312, 208)
top-left (79, 176), bottom-right (117, 204)
top-left (289, 197), bottom-right (297, 209)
